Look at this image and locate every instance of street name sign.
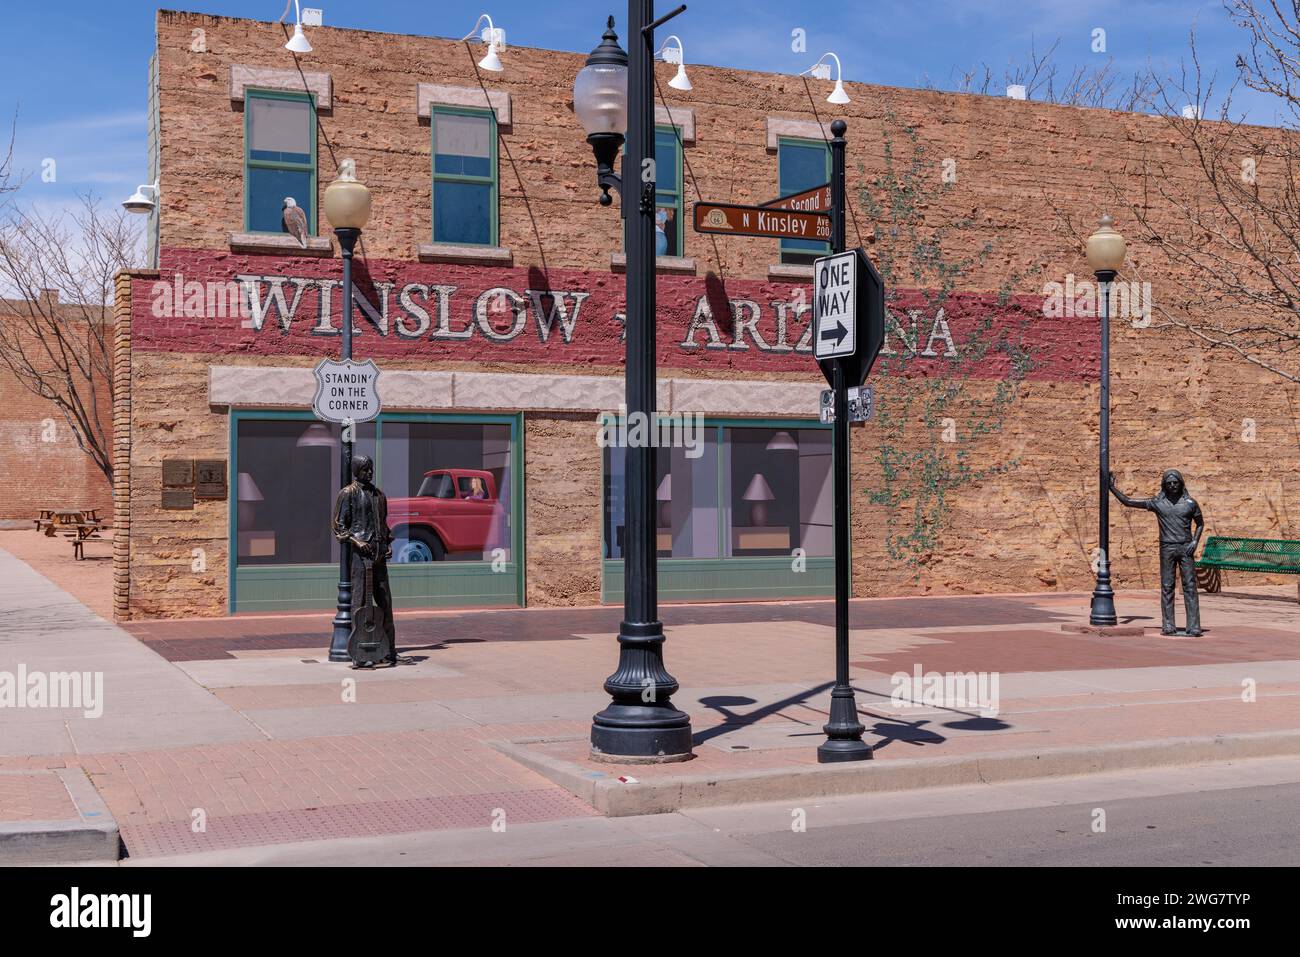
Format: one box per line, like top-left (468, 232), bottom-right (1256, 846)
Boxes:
top-left (760, 182), bottom-right (831, 213)
top-left (693, 201), bottom-right (832, 243)
top-left (813, 247), bottom-right (885, 387)
top-left (313, 358), bottom-right (381, 424)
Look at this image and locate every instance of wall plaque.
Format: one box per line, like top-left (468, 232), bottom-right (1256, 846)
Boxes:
top-left (162, 488), bottom-right (195, 510)
top-left (195, 459), bottom-right (227, 500)
top-left (162, 459), bottom-right (194, 488)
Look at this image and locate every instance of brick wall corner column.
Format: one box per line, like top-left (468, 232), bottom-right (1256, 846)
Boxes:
top-left (111, 269), bottom-right (149, 621)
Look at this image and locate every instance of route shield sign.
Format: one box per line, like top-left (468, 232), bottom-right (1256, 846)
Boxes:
top-left (813, 247), bottom-right (885, 387)
top-left (313, 358), bottom-right (381, 424)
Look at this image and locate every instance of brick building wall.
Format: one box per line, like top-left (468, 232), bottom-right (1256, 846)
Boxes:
top-left (110, 9), bottom-right (1300, 619)
top-left (0, 296), bottom-right (113, 524)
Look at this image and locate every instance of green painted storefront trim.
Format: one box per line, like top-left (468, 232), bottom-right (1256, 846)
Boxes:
top-left (601, 556), bottom-right (834, 603)
top-left (234, 561), bottom-right (521, 612)
top-left (227, 408), bottom-right (524, 613)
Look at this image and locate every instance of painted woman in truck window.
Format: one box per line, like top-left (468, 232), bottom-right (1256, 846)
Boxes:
top-left (468, 476), bottom-right (488, 500)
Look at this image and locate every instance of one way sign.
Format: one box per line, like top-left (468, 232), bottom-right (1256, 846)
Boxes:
top-left (813, 251), bottom-right (857, 360)
top-left (812, 247), bottom-right (885, 387)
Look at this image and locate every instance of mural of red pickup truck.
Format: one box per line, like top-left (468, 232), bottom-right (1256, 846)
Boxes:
top-left (386, 468), bottom-right (506, 562)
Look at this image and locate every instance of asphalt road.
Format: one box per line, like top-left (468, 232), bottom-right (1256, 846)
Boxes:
top-left (132, 755), bottom-right (1300, 867)
top-left (730, 780), bottom-right (1300, 867)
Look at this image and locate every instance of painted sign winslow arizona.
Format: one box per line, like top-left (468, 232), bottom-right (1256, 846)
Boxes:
top-left (134, 249), bottom-right (1090, 381)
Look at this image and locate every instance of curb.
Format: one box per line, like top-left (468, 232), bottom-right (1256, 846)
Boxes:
top-left (491, 729), bottom-right (1300, 817)
top-left (0, 769), bottom-right (121, 864)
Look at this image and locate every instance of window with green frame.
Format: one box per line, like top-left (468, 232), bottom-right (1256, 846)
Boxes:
top-left (230, 411), bottom-right (523, 612)
top-left (777, 136), bottom-right (830, 265)
top-left (244, 88), bottom-right (317, 235)
top-left (654, 126), bottom-right (683, 257)
top-left (431, 106), bottom-right (498, 246)
top-left (600, 418), bottom-right (835, 602)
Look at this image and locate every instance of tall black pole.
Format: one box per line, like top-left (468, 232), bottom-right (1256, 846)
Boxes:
top-left (1089, 269), bottom-right (1117, 626)
top-left (816, 119), bottom-right (868, 764)
top-left (328, 226), bottom-right (360, 662)
top-left (590, 0), bottom-right (693, 761)
top-left (818, 120), bottom-right (871, 763)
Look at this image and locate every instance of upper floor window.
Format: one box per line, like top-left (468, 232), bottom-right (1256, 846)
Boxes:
top-left (432, 107), bottom-right (498, 246)
top-left (244, 89), bottom-right (317, 234)
top-left (777, 137), bottom-right (829, 265)
top-left (655, 127), bottom-right (683, 257)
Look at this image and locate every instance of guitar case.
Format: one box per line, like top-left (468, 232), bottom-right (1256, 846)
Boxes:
top-left (347, 553), bottom-right (393, 667)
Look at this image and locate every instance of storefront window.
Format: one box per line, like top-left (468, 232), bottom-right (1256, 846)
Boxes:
top-left (232, 414), bottom-right (520, 612)
top-left (235, 419), bottom-right (376, 565)
top-left (603, 423), bottom-right (831, 561)
top-left (379, 421), bottom-right (513, 563)
top-left (235, 416), bottom-right (513, 566)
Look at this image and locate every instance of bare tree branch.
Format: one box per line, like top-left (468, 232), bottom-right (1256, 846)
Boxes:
top-left (0, 191), bottom-right (143, 485)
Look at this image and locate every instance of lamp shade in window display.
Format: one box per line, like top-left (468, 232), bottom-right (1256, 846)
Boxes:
top-left (296, 422), bottom-right (334, 447)
top-left (742, 473), bottom-right (776, 527)
top-left (236, 472), bottom-right (264, 532)
top-left (765, 431), bottom-right (798, 452)
top-left (656, 473), bottom-right (672, 528)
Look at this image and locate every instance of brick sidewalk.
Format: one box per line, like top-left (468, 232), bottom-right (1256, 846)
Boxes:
top-left (4, 541), bottom-right (1300, 861)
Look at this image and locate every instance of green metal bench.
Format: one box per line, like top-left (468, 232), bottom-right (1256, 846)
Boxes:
top-left (1197, 536), bottom-right (1300, 600)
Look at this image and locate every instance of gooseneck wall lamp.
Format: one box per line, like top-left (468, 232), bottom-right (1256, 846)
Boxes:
top-left (656, 34), bottom-right (691, 91)
top-left (803, 52), bottom-right (850, 104)
top-left (461, 13), bottom-right (507, 72)
top-left (283, 0), bottom-right (313, 53)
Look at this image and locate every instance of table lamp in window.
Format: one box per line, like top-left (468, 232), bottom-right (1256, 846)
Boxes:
top-left (656, 473), bottom-right (671, 528)
top-left (237, 472), bottom-right (264, 531)
top-left (742, 473), bottom-right (775, 527)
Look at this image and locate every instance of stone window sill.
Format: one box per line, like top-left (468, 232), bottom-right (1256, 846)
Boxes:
top-left (768, 263), bottom-right (814, 281)
top-left (417, 243), bottom-right (514, 266)
top-left (228, 232), bottom-right (334, 256)
top-left (610, 252), bottom-right (698, 275)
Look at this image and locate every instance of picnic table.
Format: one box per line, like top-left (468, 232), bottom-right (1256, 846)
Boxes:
top-left (33, 507), bottom-right (109, 559)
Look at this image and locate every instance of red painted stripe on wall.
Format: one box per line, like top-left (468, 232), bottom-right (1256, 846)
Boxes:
top-left (130, 248), bottom-right (1100, 382)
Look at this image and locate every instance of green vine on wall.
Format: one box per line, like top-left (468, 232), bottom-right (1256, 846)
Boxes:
top-left (859, 115), bottom-right (1038, 573)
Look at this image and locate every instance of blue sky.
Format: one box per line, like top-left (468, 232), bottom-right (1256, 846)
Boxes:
top-left (0, 0), bottom-right (1266, 211)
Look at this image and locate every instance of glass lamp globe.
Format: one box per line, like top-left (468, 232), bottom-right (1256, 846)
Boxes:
top-left (574, 17), bottom-right (628, 136)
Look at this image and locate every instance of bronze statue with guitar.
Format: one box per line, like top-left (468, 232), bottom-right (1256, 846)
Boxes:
top-left (332, 454), bottom-right (397, 667)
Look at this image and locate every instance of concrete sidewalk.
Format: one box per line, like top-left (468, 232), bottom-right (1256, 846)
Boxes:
top-left (2, 542), bottom-right (1299, 862)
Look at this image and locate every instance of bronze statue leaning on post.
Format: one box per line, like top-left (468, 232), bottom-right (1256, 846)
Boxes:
top-left (1109, 469), bottom-right (1205, 637)
top-left (332, 454), bottom-right (398, 667)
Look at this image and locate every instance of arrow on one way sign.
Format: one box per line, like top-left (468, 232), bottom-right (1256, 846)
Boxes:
top-left (820, 320), bottom-right (848, 348)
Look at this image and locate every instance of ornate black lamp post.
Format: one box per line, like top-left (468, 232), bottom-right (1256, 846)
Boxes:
top-left (1086, 214), bottom-right (1127, 627)
top-left (321, 161), bottom-right (372, 662)
top-left (574, 5), bottom-right (693, 762)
